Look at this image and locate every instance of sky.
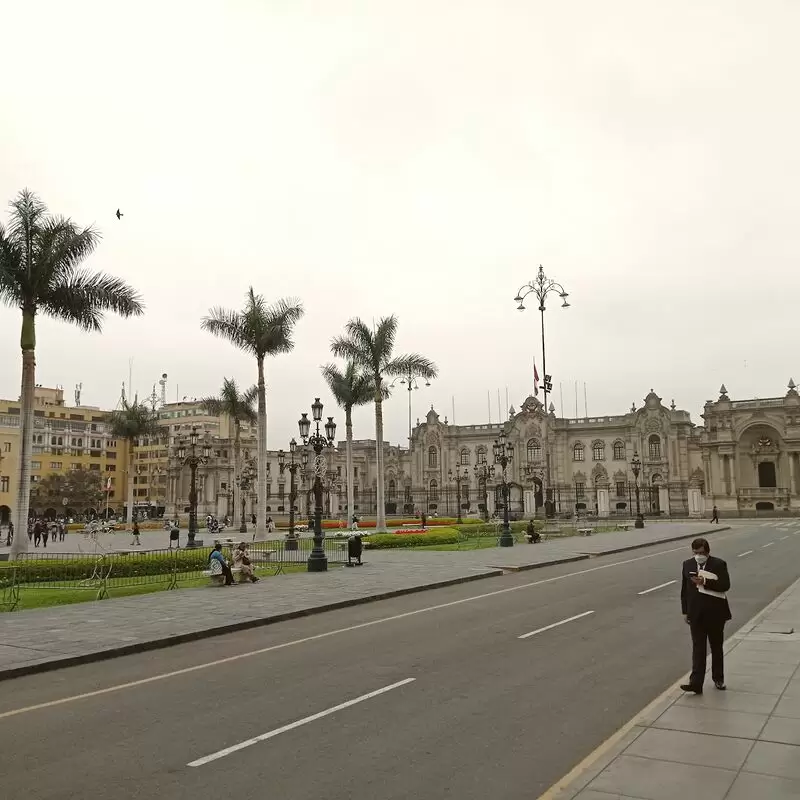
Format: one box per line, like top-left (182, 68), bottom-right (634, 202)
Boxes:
top-left (2, 1), bottom-right (799, 448)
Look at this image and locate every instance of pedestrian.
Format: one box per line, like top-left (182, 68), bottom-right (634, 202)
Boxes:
top-left (351, 514), bottom-right (359, 531)
top-left (59, 520), bottom-right (66, 542)
top-left (169, 522), bottom-right (179, 549)
top-left (710, 505), bottom-right (719, 524)
top-left (420, 511), bottom-right (427, 530)
top-left (266, 516), bottom-right (275, 534)
top-left (33, 520), bottom-right (42, 547)
top-left (680, 537), bottom-right (731, 694)
top-left (42, 523), bottom-right (49, 548)
top-left (251, 513), bottom-right (256, 526)
top-left (28, 520), bottom-right (34, 544)
top-left (131, 520), bottom-right (141, 546)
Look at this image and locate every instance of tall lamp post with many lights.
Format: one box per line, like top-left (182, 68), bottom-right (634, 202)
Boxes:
top-left (514, 265), bottom-right (570, 514)
top-left (299, 398), bottom-right (337, 572)
top-left (631, 451), bottom-right (644, 528)
top-left (390, 369), bottom-right (432, 446)
top-left (236, 456), bottom-right (256, 534)
top-left (177, 426), bottom-right (210, 548)
top-left (494, 431), bottom-right (514, 547)
top-left (474, 461), bottom-right (495, 522)
top-left (448, 467), bottom-right (468, 525)
top-left (278, 439), bottom-right (303, 550)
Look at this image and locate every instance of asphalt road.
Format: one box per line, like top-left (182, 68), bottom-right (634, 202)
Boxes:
top-left (1, 521), bottom-right (798, 800)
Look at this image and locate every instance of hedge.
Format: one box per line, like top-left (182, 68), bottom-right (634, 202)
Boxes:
top-left (362, 528), bottom-right (460, 548)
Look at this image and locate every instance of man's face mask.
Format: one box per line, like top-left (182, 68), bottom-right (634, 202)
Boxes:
top-left (694, 553), bottom-right (708, 565)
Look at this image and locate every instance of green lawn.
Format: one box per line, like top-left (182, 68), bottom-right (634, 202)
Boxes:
top-left (9, 564), bottom-right (307, 611)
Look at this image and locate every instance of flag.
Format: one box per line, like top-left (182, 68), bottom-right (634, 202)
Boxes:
top-left (534, 360), bottom-right (540, 396)
top-left (106, 477), bottom-right (112, 491)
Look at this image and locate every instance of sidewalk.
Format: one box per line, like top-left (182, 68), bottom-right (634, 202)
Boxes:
top-left (546, 577), bottom-right (800, 800)
top-left (0, 522), bottom-right (724, 681)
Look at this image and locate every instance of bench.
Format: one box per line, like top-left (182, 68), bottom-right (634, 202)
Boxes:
top-left (577, 527), bottom-right (594, 537)
top-left (202, 565), bottom-right (265, 585)
top-left (615, 523), bottom-right (631, 531)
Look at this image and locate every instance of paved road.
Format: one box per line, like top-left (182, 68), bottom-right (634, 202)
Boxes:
top-left (1, 521), bottom-right (798, 800)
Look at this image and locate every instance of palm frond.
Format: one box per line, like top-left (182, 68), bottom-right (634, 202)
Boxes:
top-left (201, 307), bottom-right (254, 355)
top-left (385, 353), bottom-right (438, 381)
top-left (322, 361), bottom-right (376, 411)
top-left (373, 315), bottom-right (398, 370)
top-left (330, 336), bottom-right (363, 365)
top-left (0, 224), bottom-right (25, 308)
top-left (108, 398), bottom-right (160, 441)
top-left (202, 378), bottom-right (259, 426)
top-left (8, 189), bottom-right (48, 247)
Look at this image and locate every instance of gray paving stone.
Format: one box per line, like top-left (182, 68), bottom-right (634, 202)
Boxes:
top-left (575, 791), bottom-right (649, 800)
top-left (725, 771), bottom-right (800, 800)
top-left (773, 695), bottom-right (800, 720)
top-left (588, 755), bottom-right (736, 800)
top-left (725, 658), bottom-right (798, 678)
top-left (743, 741), bottom-right (800, 780)
top-left (653, 705), bottom-right (768, 739)
top-left (674, 689), bottom-right (778, 715)
top-left (760, 716), bottom-right (800, 746)
top-left (722, 673), bottom-right (791, 696)
top-left (624, 728), bottom-right (752, 770)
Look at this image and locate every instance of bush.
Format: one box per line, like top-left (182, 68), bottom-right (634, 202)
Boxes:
top-left (362, 527), bottom-right (460, 548)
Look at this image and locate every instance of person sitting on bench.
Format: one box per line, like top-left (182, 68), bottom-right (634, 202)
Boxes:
top-left (232, 542), bottom-right (259, 583)
top-left (526, 520), bottom-right (541, 543)
top-left (209, 542), bottom-right (235, 586)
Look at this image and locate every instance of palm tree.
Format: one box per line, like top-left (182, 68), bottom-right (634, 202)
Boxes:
top-left (331, 316), bottom-right (437, 531)
top-left (202, 289), bottom-right (304, 540)
top-left (321, 361), bottom-right (375, 530)
top-left (108, 399), bottom-right (160, 530)
top-left (0, 189), bottom-right (144, 557)
top-left (201, 378), bottom-right (257, 530)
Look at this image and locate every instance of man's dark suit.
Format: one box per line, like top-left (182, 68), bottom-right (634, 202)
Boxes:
top-left (680, 555), bottom-right (731, 687)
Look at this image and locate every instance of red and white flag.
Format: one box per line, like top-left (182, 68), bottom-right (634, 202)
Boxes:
top-left (533, 360), bottom-right (540, 396)
top-left (106, 477), bottom-right (112, 491)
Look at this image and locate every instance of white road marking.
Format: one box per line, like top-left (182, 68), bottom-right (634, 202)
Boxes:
top-left (0, 528), bottom-right (756, 720)
top-left (188, 678), bottom-right (415, 767)
top-left (519, 611), bottom-right (595, 639)
top-left (637, 580), bottom-right (676, 596)
top-left (762, 542), bottom-right (774, 548)
top-left (780, 536), bottom-right (790, 541)
top-left (738, 551), bottom-right (753, 558)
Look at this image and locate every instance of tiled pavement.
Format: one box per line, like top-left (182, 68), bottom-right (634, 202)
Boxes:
top-left (550, 576), bottom-right (800, 800)
top-left (0, 522), bottom-right (723, 680)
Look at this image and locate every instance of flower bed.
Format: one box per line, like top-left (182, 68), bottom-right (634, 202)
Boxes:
top-left (362, 527), bottom-right (460, 548)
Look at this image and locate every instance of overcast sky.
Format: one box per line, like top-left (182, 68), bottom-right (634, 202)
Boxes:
top-left (2, 1), bottom-right (798, 448)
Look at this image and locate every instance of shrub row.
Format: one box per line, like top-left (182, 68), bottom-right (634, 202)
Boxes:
top-left (362, 528), bottom-right (460, 548)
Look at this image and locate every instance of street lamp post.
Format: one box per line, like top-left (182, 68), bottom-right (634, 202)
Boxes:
top-left (473, 461), bottom-right (495, 522)
top-left (299, 398), bottom-right (337, 572)
top-left (514, 265), bottom-right (570, 516)
top-left (494, 431), bottom-right (515, 547)
top-left (448, 467), bottom-right (468, 525)
top-left (631, 451), bottom-right (644, 528)
top-left (236, 457), bottom-right (256, 534)
top-left (177, 426), bottom-right (211, 548)
top-left (390, 370), bottom-right (432, 446)
top-left (278, 438), bottom-right (303, 551)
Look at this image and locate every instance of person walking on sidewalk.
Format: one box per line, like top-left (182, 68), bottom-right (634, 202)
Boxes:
top-left (131, 520), bottom-right (141, 546)
top-left (680, 537), bottom-right (731, 694)
top-left (710, 505), bottom-right (719, 524)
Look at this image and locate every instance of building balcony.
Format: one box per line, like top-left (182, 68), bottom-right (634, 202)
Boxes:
top-left (738, 487), bottom-right (790, 499)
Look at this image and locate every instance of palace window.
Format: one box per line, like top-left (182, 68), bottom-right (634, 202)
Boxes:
top-left (0, 477), bottom-right (9, 492)
top-left (592, 442), bottom-right (605, 461)
top-left (388, 479), bottom-right (397, 500)
top-left (575, 482), bottom-right (586, 499)
top-left (616, 481), bottom-right (625, 497)
top-left (648, 435), bottom-right (661, 460)
top-left (428, 447), bottom-right (438, 468)
top-left (477, 446), bottom-right (487, 465)
top-left (573, 443), bottom-right (585, 462)
top-left (460, 448), bottom-right (470, 466)
top-left (429, 479), bottom-right (439, 501)
top-left (613, 441), bottom-right (625, 460)
top-left (526, 439), bottom-right (542, 462)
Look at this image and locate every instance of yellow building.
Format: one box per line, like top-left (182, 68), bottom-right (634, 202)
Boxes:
top-left (0, 386), bottom-right (129, 523)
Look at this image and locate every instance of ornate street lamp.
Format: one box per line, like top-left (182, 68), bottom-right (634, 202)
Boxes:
top-left (278, 438), bottom-right (302, 550)
top-left (448, 467), bottom-right (469, 525)
top-left (473, 461), bottom-right (495, 522)
top-left (631, 451), bottom-right (644, 528)
top-left (299, 399), bottom-right (337, 572)
top-left (390, 370), bottom-right (432, 446)
top-left (514, 265), bottom-right (570, 515)
top-left (493, 430), bottom-right (515, 547)
top-left (177, 426), bottom-right (211, 548)
top-left (235, 456), bottom-right (256, 534)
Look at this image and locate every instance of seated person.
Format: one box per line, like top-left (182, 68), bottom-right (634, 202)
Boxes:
top-left (526, 520), bottom-right (541, 543)
top-left (232, 542), bottom-right (259, 583)
top-left (209, 542), bottom-right (235, 585)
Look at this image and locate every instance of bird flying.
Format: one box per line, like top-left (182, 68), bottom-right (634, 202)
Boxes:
top-left (116, 209), bottom-right (123, 220)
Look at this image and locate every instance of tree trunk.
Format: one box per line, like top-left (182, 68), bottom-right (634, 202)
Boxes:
top-left (345, 406), bottom-right (354, 529)
top-left (126, 440), bottom-right (135, 529)
top-left (374, 392), bottom-right (386, 532)
top-left (233, 419), bottom-right (241, 526)
top-left (255, 357), bottom-right (267, 541)
top-left (11, 313), bottom-right (36, 558)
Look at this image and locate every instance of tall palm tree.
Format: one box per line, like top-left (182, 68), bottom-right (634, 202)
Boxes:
top-left (201, 378), bottom-right (257, 528)
top-left (331, 316), bottom-right (437, 531)
top-left (0, 189), bottom-right (144, 556)
top-left (108, 399), bottom-right (160, 530)
top-left (321, 361), bottom-right (375, 530)
top-left (202, 289), bottom-right (304, 540)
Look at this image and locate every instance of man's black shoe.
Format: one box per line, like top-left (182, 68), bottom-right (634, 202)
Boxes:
top-left (714, 681), bottom-right (726, 690)
top-left (680, 684), bottom-right (703, 694)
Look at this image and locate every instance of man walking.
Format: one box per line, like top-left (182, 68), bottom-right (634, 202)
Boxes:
top-left (680, 537), bottom-right (731, 694)
top-left (710, 505), bottom-right (719, 524)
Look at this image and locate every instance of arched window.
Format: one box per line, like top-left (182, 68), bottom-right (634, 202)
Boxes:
top-left (613, 441), bottom-right (625, 460)
top-left (573, 442), bottom-right (585, 462)
top-left (388, 479), bottom-right (396, 500)
top-left (526, 439), bottom-right (542, 462)
top-left (592, 441), bottom-right (605, 461)
top-left (476, 446), bottom-right (487, 465)
top-left (429, 479), bottom-right (439, 501)
top-left (648, 435), bottom-right (661, 460)
top-left (460, 448), bottom-right (470, 466)
top-left (428, 446), bottom-right (438, 468)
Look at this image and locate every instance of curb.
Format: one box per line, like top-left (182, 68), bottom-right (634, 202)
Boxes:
top-left (0, 569), bottom-right (504, 682)
top-left (537, 568), bottom-right (800, 800)
top-left (487, 555), bottom-right (589, 572)
top-left (576, 525), bottom-right (730, 558)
